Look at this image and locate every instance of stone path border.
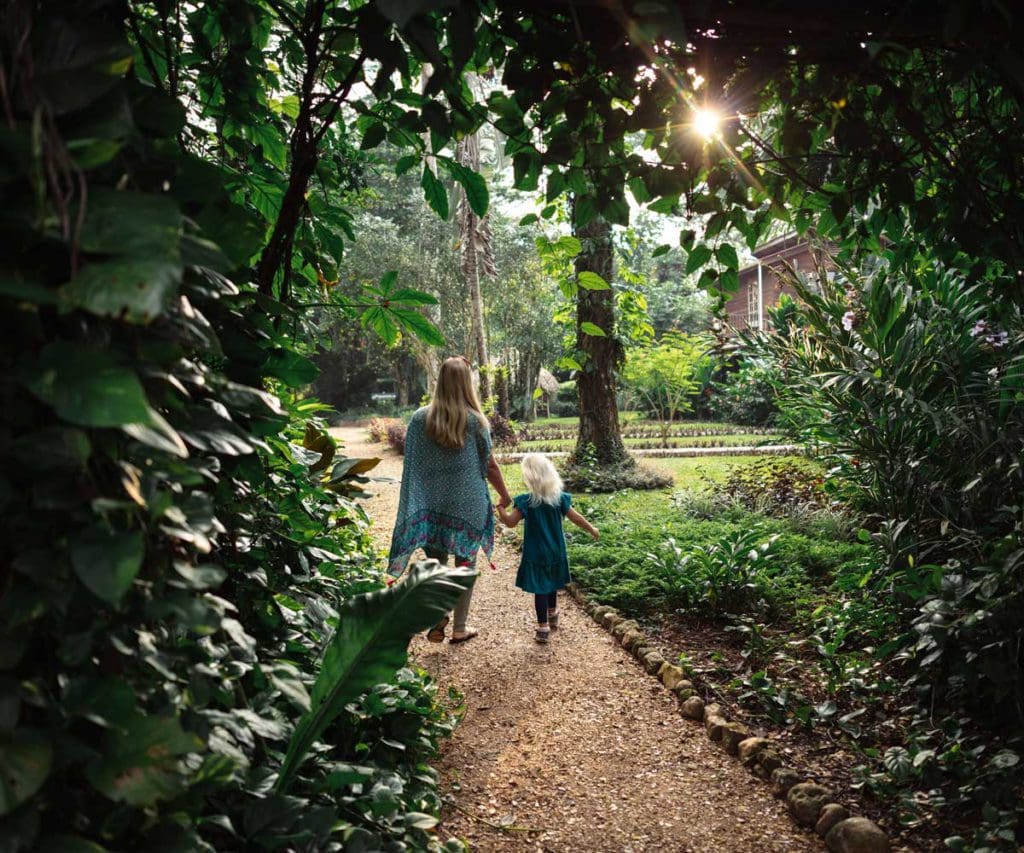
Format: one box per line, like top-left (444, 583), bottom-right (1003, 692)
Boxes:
top-left (565, 583), bottom-right (893, 853)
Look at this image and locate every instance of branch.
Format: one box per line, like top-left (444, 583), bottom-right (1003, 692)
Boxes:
top-left (262, 0), bottom-right (304, 37)
top-left (127, 12), bottom-right (166, 94)
top-left (311, 51), bottom-right (367, 146)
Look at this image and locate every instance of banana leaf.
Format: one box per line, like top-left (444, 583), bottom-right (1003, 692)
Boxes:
top-left (275, 560), bottom-right (475, 791)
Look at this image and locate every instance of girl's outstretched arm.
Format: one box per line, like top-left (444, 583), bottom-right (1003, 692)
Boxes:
top-left (496, 504), bottom-right (523, 528)
top-left (567, 508), bottom-right (600, 540)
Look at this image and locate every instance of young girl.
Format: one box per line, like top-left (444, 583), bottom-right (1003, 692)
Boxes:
top-left (496, 453), bottom-right (599, 643)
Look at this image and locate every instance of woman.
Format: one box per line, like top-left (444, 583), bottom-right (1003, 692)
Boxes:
top-left (388, 356), bottom-right (512, 643)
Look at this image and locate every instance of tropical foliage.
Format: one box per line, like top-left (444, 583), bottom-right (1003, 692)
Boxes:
top-left (6, 0), bottom-right (1024, 848)
top-left (621, 332), bottom-right (711, 443)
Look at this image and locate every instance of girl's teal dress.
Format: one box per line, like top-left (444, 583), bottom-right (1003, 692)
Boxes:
top-left (513, 492), bottom-right (572, 594)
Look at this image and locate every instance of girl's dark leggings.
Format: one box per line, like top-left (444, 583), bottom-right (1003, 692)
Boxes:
top-left (534, 591), bottom-right (557, 623)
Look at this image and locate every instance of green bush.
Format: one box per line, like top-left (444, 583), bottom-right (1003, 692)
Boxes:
top-left (709, 357), bottom-right (782, 426)
top-left (649, 528), bottom-right (783, 617)
top-left (0, 7), bottom-right (465, 850)
top-left (749, 259), bottom-right (1024, 841)
top-left (569, 492), bottom-right (870, 619)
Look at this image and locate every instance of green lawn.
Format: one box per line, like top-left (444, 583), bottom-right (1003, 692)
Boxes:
top-left (532, 411), bottom-right (643, 425)
top-left (499, 454), bottom-right (771, 496)
top-left (518, 434), bottom-right (784, 450)
top-left (498, 455), bottom-right (867, 623)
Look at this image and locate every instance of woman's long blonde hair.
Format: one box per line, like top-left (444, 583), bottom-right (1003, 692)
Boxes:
top-left (426, 356), bottom-right (487, 449)
top-left (521, 453), bottom-right (563, 506)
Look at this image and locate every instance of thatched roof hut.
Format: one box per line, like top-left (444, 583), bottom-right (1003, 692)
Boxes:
top-left (537, 368), bottom-right (560, 397)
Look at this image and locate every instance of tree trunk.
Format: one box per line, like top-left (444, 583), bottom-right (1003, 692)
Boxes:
top-left (465, 233), bottom-right (490, 397)
top-left (572, 207), bottom-right (631, 468)
top-left (521, 352), bottom-right (535, 421)
top-left (456, 115), bottom-right (492, 400)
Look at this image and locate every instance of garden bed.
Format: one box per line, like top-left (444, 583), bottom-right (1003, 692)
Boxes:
top-left (512, 456), bottom-right (977, 851)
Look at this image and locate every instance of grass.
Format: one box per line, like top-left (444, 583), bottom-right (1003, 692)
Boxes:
top-left (499, 455), bottom-right (870, 625)
top-left (499, 453), bottom-right (766, 495)
top-left (527, 414), bottom-right (764, 431)
top-left (518, 434), bottom-right (784, 450)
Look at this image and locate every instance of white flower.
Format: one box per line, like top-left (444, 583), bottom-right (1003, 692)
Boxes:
top-left (970, 319), bottom-right (989, 338)
top-left (841, 310), bottom-right (857, 332)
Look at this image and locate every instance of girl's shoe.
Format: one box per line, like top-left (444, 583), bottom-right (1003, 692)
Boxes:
top-left (426, 615), bottom-right (449, 643)
top-left (547, 609), bottom-right (559, 629)
top-left (535, 626), bottom-right (550, 644)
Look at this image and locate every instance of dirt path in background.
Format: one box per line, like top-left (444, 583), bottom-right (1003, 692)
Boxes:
top-left (333, 426), bottom-right (815, 852)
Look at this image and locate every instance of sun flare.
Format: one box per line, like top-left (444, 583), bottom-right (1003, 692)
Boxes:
top-left (692, 106), bottom-right (722, 140)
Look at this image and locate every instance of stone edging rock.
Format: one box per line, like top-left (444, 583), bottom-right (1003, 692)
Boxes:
top-left (565, 583), bottom-right (892, 853)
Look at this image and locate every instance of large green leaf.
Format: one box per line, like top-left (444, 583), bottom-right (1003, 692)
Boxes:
top-left (23, 343), bottom-right (151, 427)
top-left (77, 189), bottom-right (181, 257)
top-left (86, 714), bottom-right (202, 806)
top-left (389, 287), bottom-right (439, 306)
top-left (60, 256), bottom-right (182, 324)
top-left (361, 306), bottom-right (400, 345)
top-left (263, 350), bottom-right (319, 387)
top-left (715, 243), bottom-right (739, 271)
top-left (71, 527), bottom-right (144, 605)
top-left (0, 731), bottom-right (52, 816)
top-left (389, 308), bottom-right (446, 346)
top-left (685, 244), bottom-right (713, 274)
top-left (443, 158), bottom-right (489, 217)
top-left (577, 271), bottom-right (610, 291)
top-left (420, 165), bottom-right (449, 219)
top-left (275, 561), bottom-right (476, 790)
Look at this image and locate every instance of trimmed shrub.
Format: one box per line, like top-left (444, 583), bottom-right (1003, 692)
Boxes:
top-left (386, 421), bottom-right (408, 454)
top-left (489, 413), bottom-right (518, 447)
top-left (369, 416), bottom-right (401, 442)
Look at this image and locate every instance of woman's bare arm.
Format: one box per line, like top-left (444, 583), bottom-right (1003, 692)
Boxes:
top-left (487, 455), bottom-right (512, 507)
top-left (567, 507), bottom-right (600, 540)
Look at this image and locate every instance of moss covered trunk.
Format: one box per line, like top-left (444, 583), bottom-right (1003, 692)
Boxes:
top-left (572, 210), bottom-right (631, 468)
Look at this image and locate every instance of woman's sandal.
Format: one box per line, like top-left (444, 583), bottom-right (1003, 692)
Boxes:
top-left (449, 627), bottom-right (479, 644)
top-left (535, 626), bottom-right (550, 644)
top-left (426, 615), bottom-right (449, 643)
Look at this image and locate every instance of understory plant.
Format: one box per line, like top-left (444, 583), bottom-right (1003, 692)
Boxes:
top-left (0, 6), bottom-right (471, 850)
top-left (748, 257), bottom-right (1024, 845)
top-left (648, 528), bottom-right (782, 617)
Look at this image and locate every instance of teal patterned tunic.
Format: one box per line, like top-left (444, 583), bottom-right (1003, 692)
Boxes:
top-left (513, 492), bottom-right (572, 595)
top-left (388, 407), bottom-right (494, 576)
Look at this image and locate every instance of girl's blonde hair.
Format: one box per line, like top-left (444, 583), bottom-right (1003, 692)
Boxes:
top-left (521, 453), bottom-right (563, 507)
top-left (426, 356), bottom-right (487, 449)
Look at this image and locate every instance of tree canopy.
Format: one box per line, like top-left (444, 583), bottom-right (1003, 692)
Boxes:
top-left (3, 0), bottom-right (1024, 848)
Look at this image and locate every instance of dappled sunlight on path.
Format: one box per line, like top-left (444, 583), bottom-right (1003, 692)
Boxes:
top-left (333, 426), bottom-right (816, 852)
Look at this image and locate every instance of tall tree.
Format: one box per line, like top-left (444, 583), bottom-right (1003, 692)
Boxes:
top-left (456, 128), bottom-right (495, 398)
top-left (572, 207), bottom-right (630, 468)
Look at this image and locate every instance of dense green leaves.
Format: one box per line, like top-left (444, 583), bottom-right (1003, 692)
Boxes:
top-left (85, 715), bottom-right (201, 806)
top-left (71, 528), bottom-right (144, 605)
top-left (23, 344), bottom-right (151, 427)
top-left (277, 561), bottom-right (475, 789)
top-left (0, 734), bottom-right (52, 817)
top-left (1, 3), bottom-right (471, 850)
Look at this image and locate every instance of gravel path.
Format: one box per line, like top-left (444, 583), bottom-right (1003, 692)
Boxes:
top-left (334, 427), bottom-right (816, 852)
